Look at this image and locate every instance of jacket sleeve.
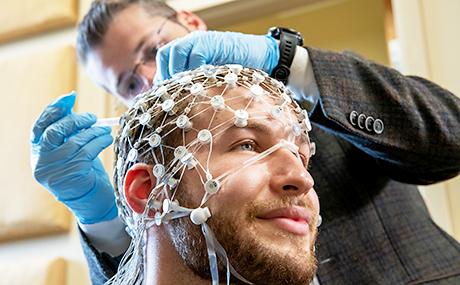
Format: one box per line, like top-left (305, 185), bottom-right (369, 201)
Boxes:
top-left (79, 226), bottom-right (122, 285)
top-left (303, 47), bottom-right (460, 185)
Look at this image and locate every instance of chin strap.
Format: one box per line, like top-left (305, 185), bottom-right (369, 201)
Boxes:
top-left (202, 223), bottom-right (254, 285)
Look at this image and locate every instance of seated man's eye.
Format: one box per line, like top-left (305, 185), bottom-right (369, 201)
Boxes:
top-left (235, 142), bottom-right (255, 152)
top-left (299, 153), bottom-right (311, 170)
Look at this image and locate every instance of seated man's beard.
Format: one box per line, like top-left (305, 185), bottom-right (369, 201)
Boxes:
top-left (167, 198), bottom-right (318, 285)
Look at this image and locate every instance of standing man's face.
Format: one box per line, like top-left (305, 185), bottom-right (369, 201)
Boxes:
top-left (167, 86), bottom-right (320, 284)
top-left (85, 4), bottom-right (206, 107)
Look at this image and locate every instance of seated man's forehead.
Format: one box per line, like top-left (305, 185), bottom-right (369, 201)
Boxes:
top-left (189, 86), bottom-right (278, 132)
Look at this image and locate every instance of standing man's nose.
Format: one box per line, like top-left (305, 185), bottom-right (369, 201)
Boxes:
top-left (137, 63), bottom-right (157, 88)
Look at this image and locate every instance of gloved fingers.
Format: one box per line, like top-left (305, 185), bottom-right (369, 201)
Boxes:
top-left (169, 31), bottom-right (207, 75)
top-left (37, 159), bottom-right (93, 193)
top-left (260, 35), bottom-right (280, 73)
top-left (39, 131), bottom-right (112, 195)
top-left (45, 169), bottom-right (97, 205)
top-left (92, 155), bottom-right (107, 173)
top-left (154, 31), bottom-right (279, 81)
top-left (168, 39), bottom-right (190, 76)
top-left (92, 158), bottom-right (112, 183)
top-left (40, 112), bottom-right (98, 151)
top-left (155, 38), bottom-right (180, 82)
top-left (35, 127), bottom-right (112, 166)
top-left (30, 91), bottom-right (77, 144)
top-left (76, 130), bottom-right (114, 161)
top-left (62, 126), bottom-right (113, 159)
top-left (186, 39), bottom-right (208, 71)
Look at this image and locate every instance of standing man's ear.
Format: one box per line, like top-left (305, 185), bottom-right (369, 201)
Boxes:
top-left (175, 10), bottom-right (207, 31)
top-left (124, 163), bottom-right (157, 214)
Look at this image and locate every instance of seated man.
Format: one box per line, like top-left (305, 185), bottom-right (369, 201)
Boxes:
top-left (109, 65), bottom-right (320, 285)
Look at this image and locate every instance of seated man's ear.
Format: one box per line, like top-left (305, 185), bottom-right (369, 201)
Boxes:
top-left (124, 163), bottom-right (157, 214)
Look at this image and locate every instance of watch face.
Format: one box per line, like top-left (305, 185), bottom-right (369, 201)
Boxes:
top-left (272, 65), bottom-right (290, 83)
top-left (267, 27), bottom-right (304, 46)
top-left (267, 27), bottom-right (281, 39)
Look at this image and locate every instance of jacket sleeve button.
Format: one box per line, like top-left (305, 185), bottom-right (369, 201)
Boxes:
top-left (365, 116), bottom-right (374, 132)
top-left (349, 111), bottom-right (358, 126)
top-left (373, 119), bottom-right (384, 134)
top-left (357, 114), bottom-right (366, 129)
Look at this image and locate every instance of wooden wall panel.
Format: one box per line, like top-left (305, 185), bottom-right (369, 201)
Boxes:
top-left (0, 46), bottom-right (76, 242)
top-left (0, 257), bottom-right (66, 285)
top-left (0, 0), bottom-right (78, 43)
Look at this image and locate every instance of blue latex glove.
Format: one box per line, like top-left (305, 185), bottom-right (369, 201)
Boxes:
top-left (154, 30), bottom-right (280, 82)
top-left (30, 91), bottom-right (118, 224)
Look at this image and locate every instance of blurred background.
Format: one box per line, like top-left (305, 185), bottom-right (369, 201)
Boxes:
top-left (0, 0), bottom-right (459, 284)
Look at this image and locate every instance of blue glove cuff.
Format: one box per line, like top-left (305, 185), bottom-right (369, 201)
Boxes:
top-left (79, 203), bottom-right (119, 225)
top-left (264, 35), bottom-right (281, 75)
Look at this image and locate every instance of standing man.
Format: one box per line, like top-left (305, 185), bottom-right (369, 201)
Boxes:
top-left (31, 0), bottom-right (460, 284)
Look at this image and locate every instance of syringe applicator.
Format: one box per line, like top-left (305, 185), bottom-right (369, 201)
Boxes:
top-left (93, 117), bottom-right (120, 127)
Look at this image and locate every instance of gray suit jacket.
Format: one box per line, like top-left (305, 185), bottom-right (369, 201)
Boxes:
top-left (81, 47), bottom-right (460, 285)
top-left (305, 47), bottom-right (460, 284)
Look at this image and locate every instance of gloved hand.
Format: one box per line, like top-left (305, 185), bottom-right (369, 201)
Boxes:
top-left (30, 91), bottom-right (118, 224)
top-left (154, 30), bottom-right (280, 82)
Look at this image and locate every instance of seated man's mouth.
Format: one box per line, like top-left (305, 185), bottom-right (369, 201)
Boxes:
top-left (258, 206), bottom-right (312, 235)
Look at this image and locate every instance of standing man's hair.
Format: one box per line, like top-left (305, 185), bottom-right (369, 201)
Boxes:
top-left (76, 0), bottom-right (177, 65)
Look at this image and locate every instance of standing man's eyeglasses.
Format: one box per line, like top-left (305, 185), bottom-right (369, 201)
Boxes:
top-left (117, 15), bottom-right (175, 98)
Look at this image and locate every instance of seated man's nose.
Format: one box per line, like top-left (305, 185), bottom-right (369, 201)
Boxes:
top-left (271, 149), bottom-right (314, 194)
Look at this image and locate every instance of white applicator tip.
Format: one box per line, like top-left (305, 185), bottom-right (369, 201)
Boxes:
top-left (94, 117), bottom-right (120, 127)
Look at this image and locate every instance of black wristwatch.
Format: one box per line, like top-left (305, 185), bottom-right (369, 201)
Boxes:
top-left (267, 27), bottom-right (304, 84)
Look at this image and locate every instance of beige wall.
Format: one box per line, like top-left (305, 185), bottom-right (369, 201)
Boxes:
top-left (221, 0), bottom-right (389, 66)
top-left (393, 0), bottom-right (460, 240)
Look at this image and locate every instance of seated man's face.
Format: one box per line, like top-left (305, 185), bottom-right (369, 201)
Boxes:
top-left (117, 66), bottom-right (319, 284)
top-left (168, 84), bottom-right (319, 284)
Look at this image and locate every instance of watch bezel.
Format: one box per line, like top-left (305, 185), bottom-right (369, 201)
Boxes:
top-left (267, 27), bottom-right (304, 46)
